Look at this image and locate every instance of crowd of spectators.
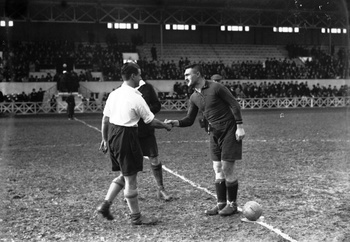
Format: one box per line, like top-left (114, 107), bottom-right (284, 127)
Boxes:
top-left (0, 40), bottom-right (349, 102)
top-left (0, 40), bottom-right (348, 83)
top-left (140, 46), bottom-right (348, 81)
top-left (220, 81), bottom-right (349, 99)
top-left (0, 40), bottom-right (135, 82)
top-left (166, 80), bottom-right (349, 100)
top-left (0, 88), bottom-right (45, 102)
top-left (0, 81), bottom-right (348, 104)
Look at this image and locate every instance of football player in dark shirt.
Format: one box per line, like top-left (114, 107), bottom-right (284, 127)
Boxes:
top-left (137, 79), bottom-right (172, 201)
top-left (165, 64), bottom-right (245, 216)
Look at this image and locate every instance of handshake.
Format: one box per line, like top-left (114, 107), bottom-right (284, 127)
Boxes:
top-left (163, 119), bottom-right (178, 131)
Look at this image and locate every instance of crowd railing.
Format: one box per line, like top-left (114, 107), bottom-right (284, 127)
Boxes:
top-left (0, 96), bottom-right (349, 115)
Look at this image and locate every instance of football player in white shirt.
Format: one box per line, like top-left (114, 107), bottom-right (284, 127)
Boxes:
top-left (97, 62), bottom-right (172, 225)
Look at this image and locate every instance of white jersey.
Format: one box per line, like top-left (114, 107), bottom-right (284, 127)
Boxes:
top-left (103, 83), bottom-right (154, 127)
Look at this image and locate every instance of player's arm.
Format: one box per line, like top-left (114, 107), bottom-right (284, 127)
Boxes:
top-left (99, 115), bottom-right (109, 153)
top-left (218, 85), bottom-right (243, 123)
top-left (138, 97), bottom-right (172, 131)
top-left (218, 85), bottom-right (245, 141)
top-left (165, 101), bottom-right (198, 127)
top-left (147, 85), bottom-right (161, 114)
top-left (149, 118), bottom-right (172, 131)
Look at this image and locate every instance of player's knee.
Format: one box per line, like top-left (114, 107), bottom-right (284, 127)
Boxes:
top-left (124, 175), bottom-right (137, 190)
top-left (222, 168), bottom-right (235, 179)
top-left (222, 160), bottom-right (237, 180)
top-left (112, 175), bottom-right (125, 188)
top-left (215, 172), bottom-right (225, 180)
top-left (213, 161), bottom-right (225, 179)
top-left (124, 188), bottom-right (138, 199)
top-left (212, 161), bottom-right (222, 173)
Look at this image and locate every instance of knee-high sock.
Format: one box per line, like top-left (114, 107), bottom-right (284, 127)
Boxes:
top-left (226, 180), bottom-right (238, 203)
top-left (105, 176), bottom-right (125, 203)
top-left (151, 163), bottom-right (164, 189)
top-left (124, 189), bottom-right (140, 215)
top-left (215, 179), bottom-right (227, 204)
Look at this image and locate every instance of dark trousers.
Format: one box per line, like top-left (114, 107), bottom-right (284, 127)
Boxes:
top-left (67, 104), bottom-right (75, 118)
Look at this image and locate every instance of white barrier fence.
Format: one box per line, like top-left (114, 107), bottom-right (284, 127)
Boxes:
top-left (161, 96), bottom-right (350, 110)
top-left (0, 97), bottom-right (349, 115)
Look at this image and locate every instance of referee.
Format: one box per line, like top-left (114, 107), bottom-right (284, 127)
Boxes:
top-left (97, 62), bottom-right (172, 225)
top-left (137, 79), bottom-right (172, 201)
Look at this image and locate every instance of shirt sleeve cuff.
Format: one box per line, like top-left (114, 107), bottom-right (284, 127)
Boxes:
top-left (236, 120), bottom-right (243, 125)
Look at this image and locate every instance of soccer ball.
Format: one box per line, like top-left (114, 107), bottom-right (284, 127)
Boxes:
top-left (242, 201), bottom-right (263, 221)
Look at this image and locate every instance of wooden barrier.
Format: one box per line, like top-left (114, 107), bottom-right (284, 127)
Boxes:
top-left (0, 96), bottom-right (349, 115)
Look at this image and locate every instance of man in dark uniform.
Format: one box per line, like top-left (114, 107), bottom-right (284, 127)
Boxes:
top-left (137, 79), bottom-right (172, 201)
top-left (97, 62), bottom-right (172, 225)
top-left (66, 92), bottom-right (75, 120)
top-left (165, 64), bottom-right (245, 216)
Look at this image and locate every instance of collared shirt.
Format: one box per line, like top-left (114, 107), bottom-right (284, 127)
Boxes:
top-left (137, 80), bottom-right (146, 89)
top-left (179, 80), bottom-right (243, 127)
top-left (103, 83), bottom-right (154, 127)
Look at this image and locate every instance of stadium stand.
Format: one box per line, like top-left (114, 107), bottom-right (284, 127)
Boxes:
top-left (0, 39), bottom-right (347, 83)
top-left (138, 43), bottom-right (289, 65)
top-left (0, 0), bottom-right (348, 115)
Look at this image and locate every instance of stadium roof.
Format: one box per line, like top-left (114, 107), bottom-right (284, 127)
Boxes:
top-left (52, 0), bottom-right (349, 12)
top-left (1, 0), bottom-right (349, 28)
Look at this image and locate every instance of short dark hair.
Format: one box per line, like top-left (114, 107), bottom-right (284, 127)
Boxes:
top-left (121, 62), bottom-right (140, 80)
top-left (184, 64), bottom-right (203, 77)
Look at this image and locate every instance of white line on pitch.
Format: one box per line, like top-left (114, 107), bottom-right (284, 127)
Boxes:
top-left (74, 117), bottom-right (101, 132)
top-left (162, 165), bottom-right (298, 242)
top-left (76, 117), bottom-right (298, 242)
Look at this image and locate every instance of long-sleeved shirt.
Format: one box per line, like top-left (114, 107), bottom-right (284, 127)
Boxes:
top-left (137, 80), bottom-right (161, 137)
top-left (179, 80), bottom-right (243, 127)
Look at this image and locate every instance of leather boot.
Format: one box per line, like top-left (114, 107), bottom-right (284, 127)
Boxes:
top-left (97, 201), bottom-right (114, 220)
top-left (219, 201), bottom-right (238, 216)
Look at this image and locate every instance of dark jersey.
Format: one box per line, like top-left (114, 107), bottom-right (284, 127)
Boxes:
top-left (137, 82), bottom-right (161, 137)
top-left (179, 80), bottom-right (242, 127)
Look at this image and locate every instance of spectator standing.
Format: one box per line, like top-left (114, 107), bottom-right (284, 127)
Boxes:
top-left (29, 88), bottom-right (38, 102)
top-left (66, 92), bottom-right (75, 120)
top-left (37, 88), bottom-right (45, 102)
top-left (151, 44), bottom-right (157, 61)
top-left (57, 71), bottom-right (69, 92)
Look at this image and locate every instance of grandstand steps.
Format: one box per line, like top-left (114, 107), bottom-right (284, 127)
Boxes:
top-left (137, 43), bottom-right (289, 66)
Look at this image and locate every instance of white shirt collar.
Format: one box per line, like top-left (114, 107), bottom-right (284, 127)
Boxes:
top-left (137, 80), bottom-right (146, 90)
top-left (121, 82), bottom-right (142, 95)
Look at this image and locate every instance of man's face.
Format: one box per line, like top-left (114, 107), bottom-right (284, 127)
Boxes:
top-left (184, 68), bottom-right (199, 87)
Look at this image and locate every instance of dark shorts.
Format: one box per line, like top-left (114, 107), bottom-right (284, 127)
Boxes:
top-left (209, 120), bottom-right (242, 162)
top-left (138, 134), bottom-right (158, 157)
top-left (107, 124), bottom-right (143, 176)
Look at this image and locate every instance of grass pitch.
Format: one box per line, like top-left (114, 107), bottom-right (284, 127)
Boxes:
top-left (1, 108), bottom-right (349, 242)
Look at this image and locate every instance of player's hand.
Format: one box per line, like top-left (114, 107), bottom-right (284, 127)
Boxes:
top-left (99, 140), bottom-right (108, 154)
top-left (236, 126), bottom-right (245, 141)
top-left (164, 119), bottom-right (178, 127)
top-left (164, 123), bottom-right (172, 131)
